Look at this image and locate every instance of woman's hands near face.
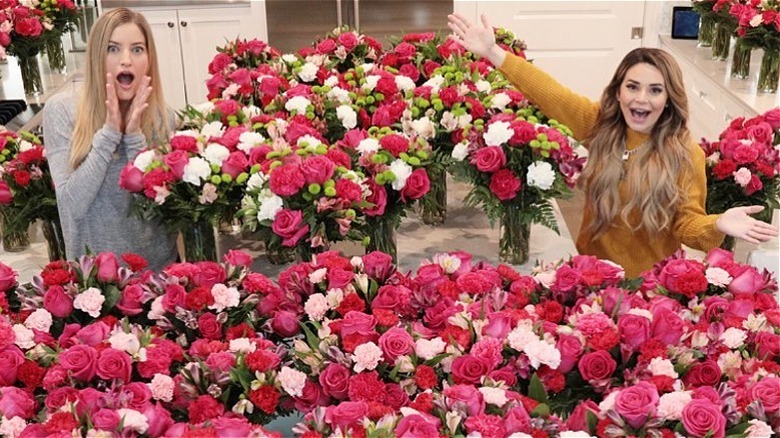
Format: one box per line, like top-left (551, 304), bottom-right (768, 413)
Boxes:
top-left (124, 75), bottom-right (151, 135)
top-left (104, 73), bottom-right (122, 133)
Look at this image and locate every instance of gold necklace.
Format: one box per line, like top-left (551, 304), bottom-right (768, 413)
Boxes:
top-left (620, 139), bottom-right (650, 179)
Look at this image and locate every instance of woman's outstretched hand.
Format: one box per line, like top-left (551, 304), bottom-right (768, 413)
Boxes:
top-left (716, 205), bottom-right (779, 244)
top-left (447, 13), bottom-right (506, 67)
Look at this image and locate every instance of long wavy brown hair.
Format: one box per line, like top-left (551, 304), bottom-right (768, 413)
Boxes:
top-left (70, 8), bottom-right (169, 169)
top-left (581, 48), bottom-right (693, 239)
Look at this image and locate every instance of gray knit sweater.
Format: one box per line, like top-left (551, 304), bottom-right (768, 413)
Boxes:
top-left (43, 90), bottom-right (177, 271)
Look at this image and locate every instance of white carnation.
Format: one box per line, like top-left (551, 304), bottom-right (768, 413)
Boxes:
top-left (746, 419), bottom-right (774, 438)
top-left (327, 86), bottom-right (351, 104)
top-left (475, 79), bottom-right (492, 93)
top-left (389, 159), bottom-right (413, 190)
top-left (13, 324), bottom-right (35, 349)
top-left (452, 142), bottom-right (469, 161)
top-left (182, 157), bottom-right (212, 186)
top-left (200, 121), bottom-right (225, 139)
top-left (657, 391), bottom-right (692, 421)
top-left (282, 53), bottom-right (297, 63)
top-left (483, 121), bottom-right (513, 146)
top-left (297, 134), bottom-right (323, 149)
top-left (523, 339), bottom-right (561, 369)
top-left (24, 308), bottom-right (53, 332)
top-left (415, 337), bottom-right (446, 360)
top-left (0, 416), bottom-right (27, 438)
top-left (193, 101), bottom-right (215, 115)
top-left (490, 92), bottom-right (512, 109)
top-left (285, 95), bottom-right (311, 114)
top-left (323, 76), bottom-right (340, 88)
top-left (507, 324), bottom-right (538, 352)
top-left (279, 366), bottom-right (308, 397)
top-left (357, 138), bottom-right (381, 155)
top-left (229, 337), bottom-right (257, 353)
top-left (720, 327), bottom-right (747, 349)
top-left (648, 357), bottom-right (678, 378)
top-left (351, 342), bottom-right (383, 373)
top-left (527, 161), bottom-right (556, 190)
top-left (337, 105), bottom-right (358, 129)
top-left (109, 332), bottom-right (141, 355)
top-left (257, 192), bottom-right (284, 221)
top-left (559, 433), bottom-right (595, 438)
top-left (422, 75), bottom-right (445, 93)
top-left (246, 173), bottom-right (268, 191)
top-left (116, 409), bottom-right (148, 434)
top-left (705, 267), bottom-right (732, 287)
top-left (395, 75), bottom-right (416, 92)
top-left (297, 62), bottom-right (319, 82)
top-left (362, 75), bottom-right (380, 92)
top-left (209, 284), bottom-right (240, 312)
top-left (73, 287), bottom-right (106, 318)
top-left (133, 150), bottom-right (156, 171)
top-left (410, 117), bottom-right (436, 139)
top-left (304, 294), bottom-right (329, 321)
top-left (237, 132), bottom-right (265, 153)
top-left (479, 387), bottom-right (508, 407)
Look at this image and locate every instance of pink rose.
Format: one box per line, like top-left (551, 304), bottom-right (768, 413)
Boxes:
top-left (471, 146), bottom-right (506, 172)
top-left (504, 405), bottom-right (532, 434)
top-left (728, 266), bottom-right (764, 295)
top-left (325, 401), bottom-right (368, 431)
top-left (750, 377), bottom-right (780, 412)
top-left (222, 249), bottom-right (254, 267)
top-left (681, 399), bottom-right (726, 438)
top-left (75, 321), bottom-right (110, 346)
top-left (43, 285), bottom-right (74, 318)
top-left (212, 415), bottom-right (252, 438)
top-left (116, 283), bottom-right (145, 316)
top-left (221, 151), bottom-right (249, 179)
top-left (163, 149), bottom-right (189, 179)
top-left (301, 155), bottom-right (335, 185)
top-left (214, 99), bottom-right (239, 117)
top-left (443, 384), bottom-right (485, 416)
top-left (378, 327), bottom-right (414, 362)
top-left (205, 352), bottom-right (236, 372)
top-left (60, 345), bottom-right (99, 382)
top-left (269, 164), bottom-right (305, 196)
top-left (551, 265), bottom-right (582, 293)
top-left (482, 311), bottom-right (514, 339)
top-left (123, 381), bottom-right (153, 409)
top-left (566, 400), bottom-right (600, 432)
top-left (395, 414), bottom-right (441, 437)
top-left (554, 334), bottom-right (583, 374)
top-left (0, 346), bottom-right (24, 386)
top-left (400, 168), bottom-right (430, 200)
top-left (319, 363), bottom-right (351, 400)
top-left (657, 259), bottom-right (707, 297)
top-left (294, 380), bottom-right (329, 413)
top-left (96, 348), bottom-right (132, 382)
top-left (364, 181), bottom-right (388, 216)
top-left (198, 313), bottom-right (223, 340)
top-left (451, 355), bottom-right (493, 385)
top-left (95, 252), bottom-right (119, 283)
top-left (143, 402), bottom-right (175, 437)
top-left (337, 32), bottom-right (359, 50)
top-left (614, 382), bottom-right (659, 429)
top-left (272, 209), bottom-right (310, 247)
top-left (271, 310), bottom-right (300, 337)
top-left (618, 313), bottom-right (651, 351)
top-left (91, 408), bottom-right (121, 430)
top-left (0, 262), bottom-right (16, 291)
top-left (340, 311), bottom-right (377, 337)
top-left (578, 350), bottom-right (617, 382)
top-left (705, 248), bottom-right (734, 268)
top-left (316, 38), bottom-right (337, 54)
top-left (362, 251), bottom-right (395, 282)
top-left (651, 307), bottom-right (685, 345)
top-left (208, 52), bottom-right (231, 74)
top-left (0, 386), bottom-right (36, 419)
top-left (327, 268), bottom-right (355, 291)
top-left (194, 261), bottom-right (227, 289)
top-left (0, 180), bottom-right (12, 204)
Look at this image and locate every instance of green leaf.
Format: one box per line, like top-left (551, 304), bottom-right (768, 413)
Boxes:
top-left (530, 402), bottom-right (550, 418)
top-left (300, 320), bottom-right (321, 349)
top-left (528, 373), bottom-right (549, 404)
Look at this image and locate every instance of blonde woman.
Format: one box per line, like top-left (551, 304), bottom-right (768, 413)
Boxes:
top-left (448, 13), bottom-right (778, 277)
top-left (44, 8), bottom-right (177, 270)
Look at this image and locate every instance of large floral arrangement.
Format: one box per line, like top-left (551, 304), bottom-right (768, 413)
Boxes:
top-left (0, 130), bottom-right (58, 238)
top-left (729, 0), bottom-right (780, 51)
top-left (205, 37), bottom-right (285, 105)
top-left (699, 109), bottom-right (780, 223)
top-left (303, 25), bottom-right (383, 73)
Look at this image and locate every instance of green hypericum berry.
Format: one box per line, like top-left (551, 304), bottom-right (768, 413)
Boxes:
top-left (551, 141), bottom-right (560, 150)
top-left (308, 183), bottom-right (321, 194)
top-left (416, 150), bottom-right (429, 160)
top-left (375, 93), bottom-right (385, 102)
top-left (537, 133), bottom-right (548, 142)
top-left (221, 174), bottom-right (233, 183)
top-left (324, 179), bottom-right (336, 188)
top-left (210, 175), bottom-right (222, 185)
top-left (411, 107), bottom-right (421, 118)
top-left (250, 164), bottom-right (261, 173)
top-left (366, 96), bottom-right (375, 105)
top-left (236, 173), bottom-right (249, 184)
top-left (266, 151), bottom-right (281, 159)
top-left (295, 149), bottom-right (308, 156)
top-left (345, 209), bottom-right (356, 218)
top-left (315, 144), bottom-right (328, 155)
top-left (269, 160), bottom-right (282, 170)
top-left (324, 186), bottom-right (337, 197)
top-left (210, 164), bottom-right (221, 173)
top-left (407, 157), bottom-right (421, 166)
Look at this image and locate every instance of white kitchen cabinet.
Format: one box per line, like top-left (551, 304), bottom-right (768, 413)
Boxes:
top-left (104, 3), bottom-right (267, 110)
top-left (660, 36), bottom-right (780, 142)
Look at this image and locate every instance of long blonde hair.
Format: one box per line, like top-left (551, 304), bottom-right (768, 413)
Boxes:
top-left (581, 48), bottom-right (693, 239)
top-left (70, 8), bottom-right (169, 169)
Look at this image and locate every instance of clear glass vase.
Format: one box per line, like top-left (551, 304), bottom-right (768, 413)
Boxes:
top-left (730, 39), bottom-right (751, 79)
top-left (711, 22), bottom-right (733, 61)
top-left (181, 222), bottom-right (218, 262)
top-left (365, 216), bottom-right (398, 262)
top-left (17, 54), bottom-right (43, 96)
top-left (420, 166), bottom-right (447, 225)
top-left (265, 243), bottom-right (296, 265)
top-left (758, 49), bottom-right (780, 94)
top-left (45, 36), bottom-right (67, 73)
top-left (499, 208), bottom-right (531, 265)
top-left (698, 14), bottom-right (716, 48)
top-left (41, 217), bottom-right (66, 261)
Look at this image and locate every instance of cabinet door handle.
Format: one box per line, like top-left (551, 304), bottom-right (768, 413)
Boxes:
top-left (180, 21), bottom-right (187, 27)
top-left (167, 22), bottom-right (174, 28)
top-left (698, 91), bottom-right (706, 98)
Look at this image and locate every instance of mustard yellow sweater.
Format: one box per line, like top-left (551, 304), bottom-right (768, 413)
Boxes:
top-left (499, 54), bottom-right (724, 277)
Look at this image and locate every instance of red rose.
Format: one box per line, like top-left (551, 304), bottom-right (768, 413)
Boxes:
top-left (119, 164), bottom-right (144, 192)
top-left (121, 253), bottom-right (148, 271)
top-left (364, 181), bottom-right (387, 216)
top-left (401, 168), bottom-right (430, 200)
top-left (208, 52), bottom-right (231, 74)
top-left (269, 164), bottom-right (305, 196)
top-left (320, 363), bottom-right (351, 400)
top-left (681, 399), bottom-right (726, 438)
top-left (566, 400), bottom-right (600, 433)
top-left (0, 180), bottom-right (13, 204)
top-left (271, 310), bottom-right (300, 336)
top-left (221, 151), bottom-right (249, 179)
top-left (393, 42), bottom-right (417, 59)
top-left (272, 209), bottom-right (309, 247)
top-left (43, 285), bottom-right (74, 317)
top-left (95, 252), bottom-right (119, 283)
top-left (198, 312), bottom-right (223, 340)
top-left (162, 149), bottom-right (189, 179)
top-left (471, 145), bottom-right (507, 172)
top-left (744, 174), bottom-right (763, 195)
top-left (0, 262), bottom-right (17, 291)
top-left (613, 382), bottom-right (659, 429)
top-left (451, 354), bottom-right (493, 385)
top-left (0, 346), bottom-right (24, 386)
top-left (578, 350), bottom-right (617, 382)
top-left (194, 261), bottom-right (227, 288)
top-left (301, 155), bottom-right (335, 184)
top-left (337, 32), bottom-right (359, 50)
top-left (96, 348), bottom-right (132, 382)
top-left (222, 249), bottom-right (253, 267)
top-left (378, 327), bottom-right (414, 362)
top-left (295, 380), bottom-right (329, 413)
top-left (59, 344), bottom-right (98, 382)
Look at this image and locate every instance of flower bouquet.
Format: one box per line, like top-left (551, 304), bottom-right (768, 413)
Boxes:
top-left (729, 0), bottom-right (780, 92)
top-left (1, 2), bottom-right (51, 94)
top-left (699, 109), bottom-right (780, 250)
top-left (0, 130), bottom-right (63, 258)
top-left (450, 105), bottom-right (585, 264)
top-left (692, 0), bottom-right (719, 47)
top-left (37, 0), bottom-right (80, 72)
top-left (303, 25), bottom-right (383, 73)
top-left (205, 37), bottom-right (285, 106)
top-left (120, 100), bottom-right (257, 261)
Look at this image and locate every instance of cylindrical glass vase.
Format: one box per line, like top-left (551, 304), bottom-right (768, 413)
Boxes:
top-left (181, 221), bottom-right (218, 262)
top-left (18, 54), bottom-right (43, 96)
top-left (758, 49), bottom-right (780, 94)
top-left (697, 14), bottom-right (716, 48)
top-left (730, 39), bottom-right (751, 79)
top-left (499, 207), bottom-right (531, 265)
top-left (711, 22), bottom-right (733, 61)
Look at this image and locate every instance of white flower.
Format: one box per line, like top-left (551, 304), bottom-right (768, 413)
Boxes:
top-left (451, 142), bottom-right (469, 161)
top-left (297, 135), bottom-right (323, 150)
top-left (389, 159), bottom-right (413, 191)
top-left (507, 323), bottom-right (538, 352)
top-left (527, 161), bottom-right (556, 190)
top-left (326, 288), bottom-right (345, 308)
top-left (222, 82), bottom-right (240, 99)
top-left (297, 62), bottom-right (318, 82)
top-left (352, 342), bottom-right (383, 372)
top-left (746, 419), bottom-right (774, 438)
top-left (357, 138), bottom-right (381, 155)
top-left (116, 409), bottom-right (148, 434)
top-left (308, 268), bottom-right (327, 283)
top-left (285, 95), bottom-right (311, 114)
top-left (209, 284), bottom-right (240, 312)
top-left (304, 294), bottom-right (329, 321)
top-left (415, 337), bottom-right (447, 360)
top-left (246, 173), bottom-right (267, 191)
top-left (13, 324), bottom-right (35, 349)
top-left (720, 327), bottom-right (747, 349)
top-left (598, 390), bottom-right (619, 414)
top-left (475, 79), bottom-right (492, 93)
top-left (73, 287), bottom-right (106, 318)
top-left (18, 140), bottom-right (32, 151)
top-left (395, 75), bottom-right (416, 92)
top-left (198, 183), bottom-right (218, 204)
top-left (279, 366), bottom-right (307, 397)
top-left (657, 391), bottom-right (692, 421)
top-left (327, 86), bottom-right (351, 103)
top-left (559, 432), bottom-right (596, 438)
top-left (717, 350), bottom-right (742, 373)
top-left (410, 117), bottom-right (436, 139)
top-left (203, 143), bottom-right (230, 166)
top-left (648, 357), bottom-right (678, 378)
top-left (479, 387), bottom-right (508, 407)
top-left (490, 92), bottom-right (512, 109)
top-left (743, 313), bottom-right (767, 332)
top-left (109, 332), bottom-right (141, 355)
top-left (733, 167), bottom-right (752, 187)
top-left (148, 374), bottom-right (175, 402)
top-left (750, 14), bottom-right (763, 27)
top-left (257, 193), bottom-right (284, 221)
top-left (238, 132), bottom-right (265, 153)
top-left (432, 253), bottom-right (462, 274)
top-left (24, 308), bottom-right (53, 332)
top-left (200, 121), bottom-right (225, 139)
top-left (147, 296), bottom-right (165, 321)
top-left (705, 151), bottom-right (720, 166)
top-left (0, 416), bottom-right (27, 438)
top-left (229, 338), bottom-right (257, 354)
top-left (362, 75), bottom-right (381, 92)
top-left (282, 53), bottom-right (297, 63)
top-left (182, 157), bottom-right (211, 186)
top-left (193, 101), bottom-right (215, 115)
top-left (422, 75), bottom-right (445, 93)
top-left (133, 150), bottom-right (156, 171)
top-left (243, 105), bottom-right (261, 119)
top-left (705, 267), bottom-right (732, 287)
top-left (336, 105), bottom-right (357, 129)
top-left (483, 121), bottom-right (513, 146)
top-left (627, 308), bottom-right (653, 320)
top-left (360, 63), bottom-right (375, 73)
top-left (523, 339), bottom-right (561, 369)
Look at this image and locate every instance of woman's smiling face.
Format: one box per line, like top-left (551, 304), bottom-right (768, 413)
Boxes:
top-left (617, 62), bottom-right (668, 134)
